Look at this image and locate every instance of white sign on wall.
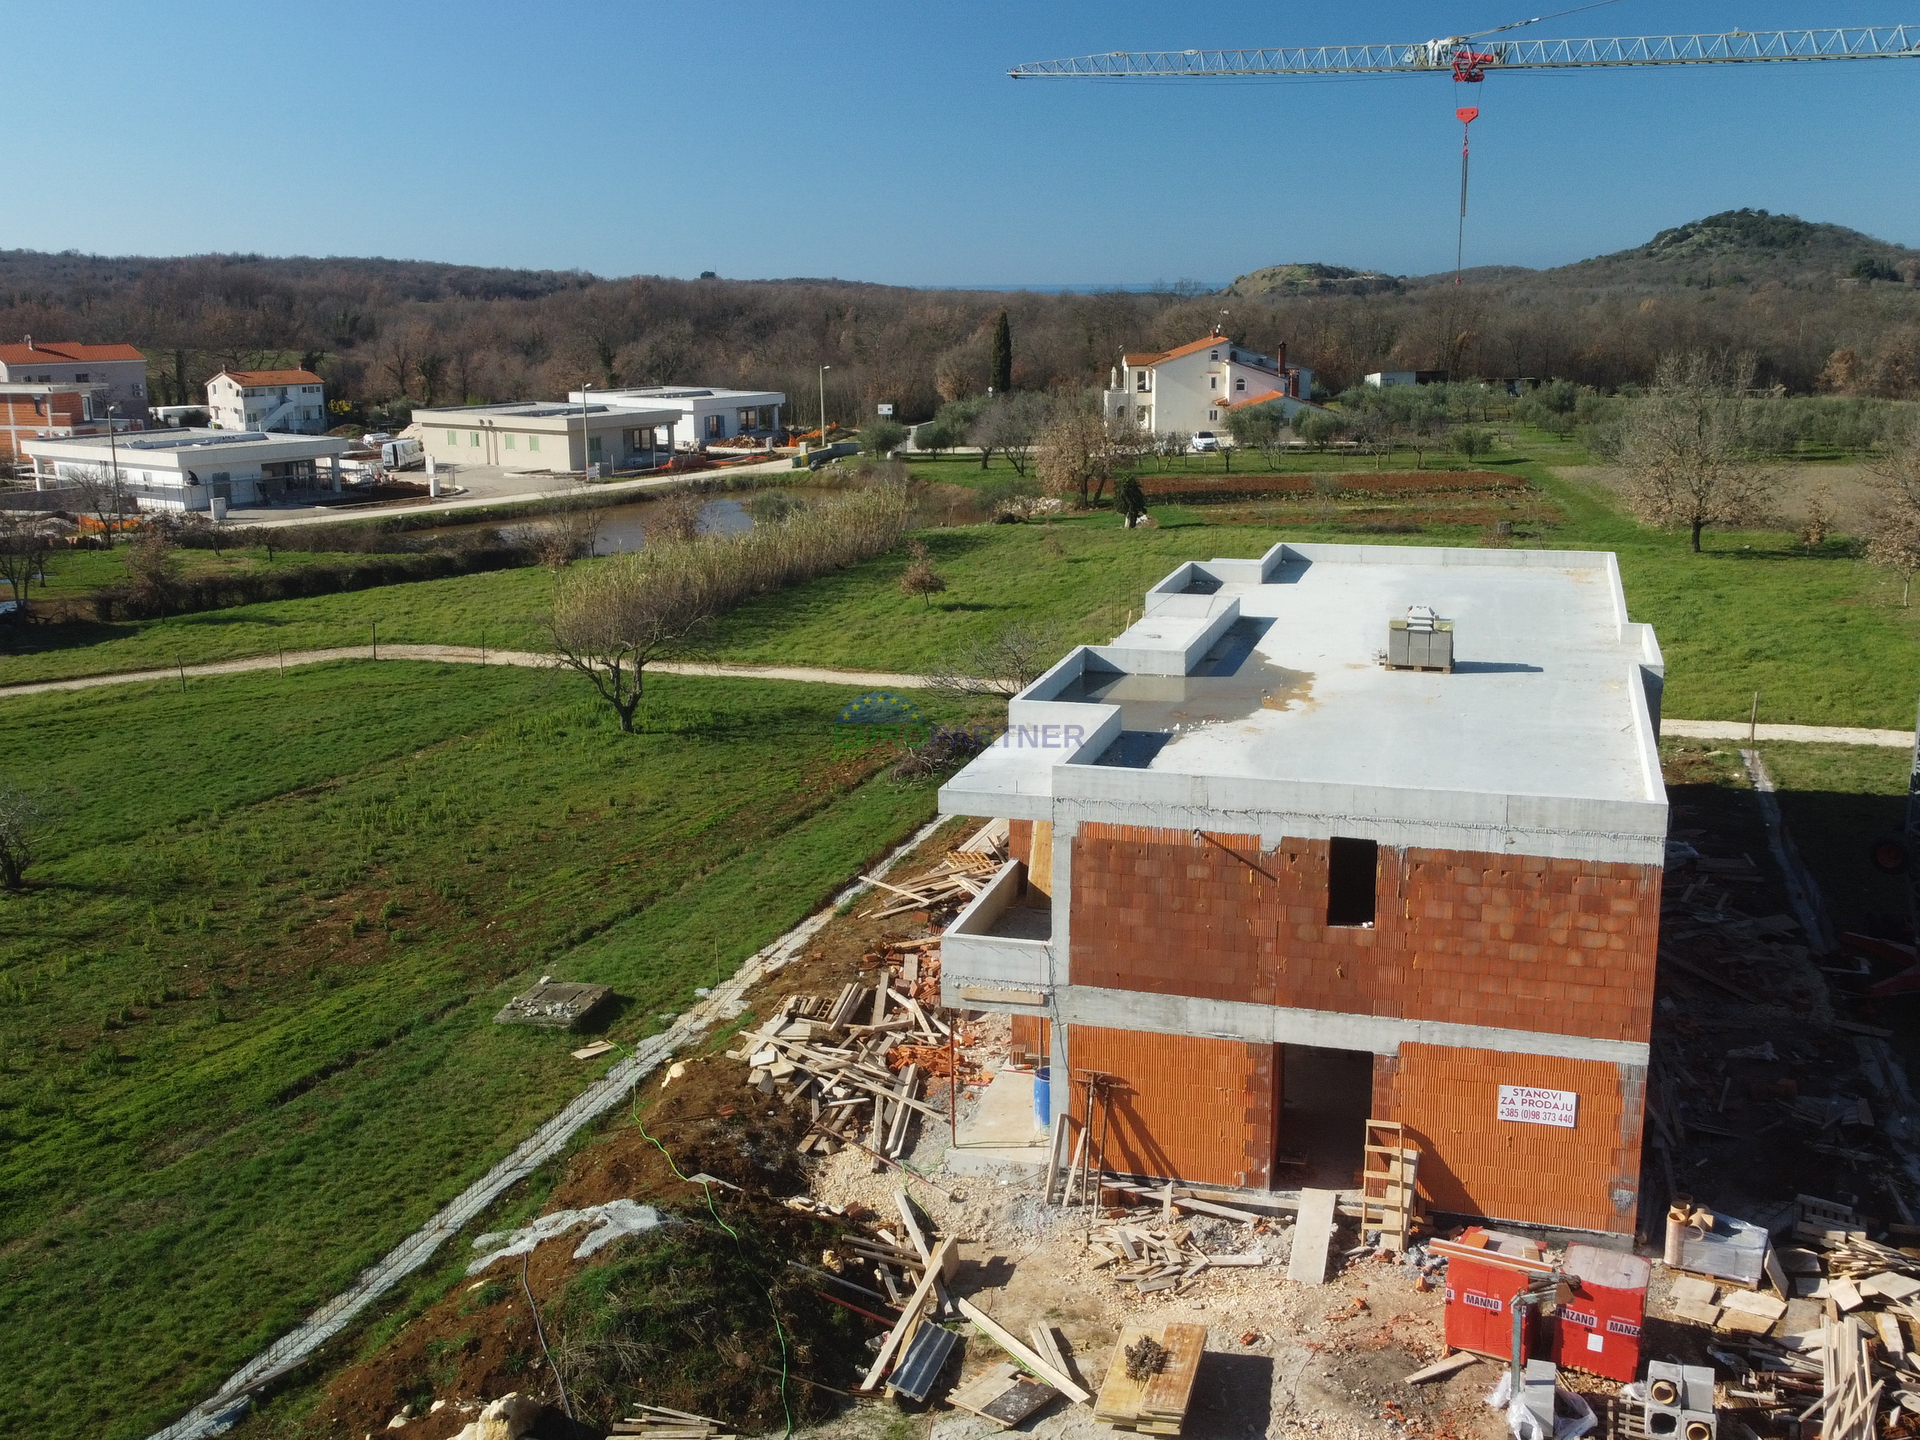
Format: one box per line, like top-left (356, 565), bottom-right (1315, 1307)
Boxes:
top-left (876, 404), bottom-right (894, 416)
top-left (1497, 1084), bottom-right (1578, 1128)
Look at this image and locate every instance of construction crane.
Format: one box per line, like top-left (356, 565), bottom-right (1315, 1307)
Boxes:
top-left (1007, 26), bottom-right (1920, 81)
top-left (1010, 22), bottom-right (1920, 280)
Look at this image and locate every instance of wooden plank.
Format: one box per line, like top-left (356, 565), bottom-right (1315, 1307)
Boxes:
top-left (1288, 1188), bottom-right (1339, 1286)
top-left (1171, 1196), bottom-right (1263, 1224)
top-left (1093, 1325), bottom-right (1156, 1425)
top-left (1405, 1352), bottom-right (1480, 1384)
top-left (892, 1190), bottom-right (933, 1265)
top-left (955, 1297), bottom-right (1091, 1402)
top-left (859, 1236), bottom-right (954, 1393)
top-left (1139, 1323), bottom-right (1207, 1422)
top-left (1030, 1323), bottom-right (1074, 1386)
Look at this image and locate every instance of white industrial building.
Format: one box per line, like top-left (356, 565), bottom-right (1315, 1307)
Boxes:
top-left (1101, 333), bottom-right (1317, 435)
top-left (412, 400), bottom-right (681, 474)
top-left (20, 429), bottom-right (351, 512)
top-left (566, 386), bottom-right (785, 448)
top-left (206, 369), bottom-right (329, 434)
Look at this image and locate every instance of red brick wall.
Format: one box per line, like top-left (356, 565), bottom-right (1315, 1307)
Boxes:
top-left (1377, 1044), bottom-right (1642, 1234)
top-left (1008, 820), bottom-right (1034, 869)
top-left (1066, 1025), bottom-right (1276, 1188)
top-left (1070, 825), bottom-right (1658, 1044)
top-left (0, 393), bottom-right (84, 459)
top-left (1010, 1015), bottom-right (1050, 1065)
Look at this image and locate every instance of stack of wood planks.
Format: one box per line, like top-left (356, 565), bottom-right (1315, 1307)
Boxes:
top-left (1821, 1316), bottom-right (1881, 1440)
top-left (1072, 1177), bottom-right (1280, 1294)
top-left (729, 983), bottom-right (952, 1160)
top-left (1093, 1323), bottom-right (1208, 1434)
top-left (609, 1405), bottom-right (735, 1439)
top-left (861, 823), bottom-right (1008, 921)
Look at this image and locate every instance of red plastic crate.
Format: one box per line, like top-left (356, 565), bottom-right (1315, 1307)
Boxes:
top-left (1431, 1238), bottom-right (1554, 1358)
top-left (1553, 1244), bottom-right (1649, 1383)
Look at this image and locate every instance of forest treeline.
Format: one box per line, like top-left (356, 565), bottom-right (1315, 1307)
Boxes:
top-left (7, 226), bottom-right (1920, 424)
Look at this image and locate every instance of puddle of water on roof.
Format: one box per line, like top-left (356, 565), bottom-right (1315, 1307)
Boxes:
top-left (1055, 656), bottom-right (1315, 733)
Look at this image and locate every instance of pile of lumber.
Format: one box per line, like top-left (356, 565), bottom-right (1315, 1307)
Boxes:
top-left (1081, 1179), bottom-right (1274, 1294)
top-left (861, 822), bottom-right (1009, 921)
top-left (1093, 1323), bottom-right (1207, 1434)
top-left (729, 986), bottom-right (950, 1160)
top-left (862, 850), bottom-right (1004, 920)
top-left (610, 1405), bottom-right (734, 1439)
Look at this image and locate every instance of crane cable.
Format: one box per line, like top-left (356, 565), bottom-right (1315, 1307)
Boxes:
top-left (1465, 0), bottom-right (1625, 41)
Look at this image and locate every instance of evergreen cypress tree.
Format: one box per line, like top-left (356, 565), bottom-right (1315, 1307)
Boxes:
top-left (990, 310), bottom-right (1013, 395)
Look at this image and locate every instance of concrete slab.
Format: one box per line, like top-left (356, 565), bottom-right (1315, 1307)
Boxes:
top-left (946, 1066), bottom-right (1050, 1178)
top-left (942, 541), bottom-right (1669, 864)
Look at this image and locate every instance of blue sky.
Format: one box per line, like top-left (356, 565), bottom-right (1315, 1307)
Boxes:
top-left (7, 1), bottom-right (1918, 284)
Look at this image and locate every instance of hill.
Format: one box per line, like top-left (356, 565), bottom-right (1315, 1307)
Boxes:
top-left (1221, 262), bottom-right (1403, 297)
top-left (1545, 208), bottom-right (1920, 288)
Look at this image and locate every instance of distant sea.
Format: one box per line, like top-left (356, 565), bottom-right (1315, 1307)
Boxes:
top-left (922, 281), bottom-right (1227, 294)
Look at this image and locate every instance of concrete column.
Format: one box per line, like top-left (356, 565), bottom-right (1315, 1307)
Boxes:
top-left (328, 455), bottom-right (341, 492)
top-left (1047, 817), bottom-right (1075, 1106)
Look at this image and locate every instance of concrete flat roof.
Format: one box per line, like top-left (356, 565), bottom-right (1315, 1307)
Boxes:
top-left (940, 542), bottom-right (1669, 865)
top-left (21, 428), bottom-right (350, 464)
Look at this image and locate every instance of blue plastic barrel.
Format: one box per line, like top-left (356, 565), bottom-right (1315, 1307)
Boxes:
top-left (1033, 1066), bottom-right (1051, 1128)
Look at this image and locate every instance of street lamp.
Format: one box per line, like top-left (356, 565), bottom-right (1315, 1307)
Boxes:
top-left (106, 403), bottom-right (122, 533)
top-left (818, 365), bottom-right (831, 448)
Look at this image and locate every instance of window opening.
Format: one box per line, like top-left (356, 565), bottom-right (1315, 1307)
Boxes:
top-left (1327, 837), bottom-right (1379, 927)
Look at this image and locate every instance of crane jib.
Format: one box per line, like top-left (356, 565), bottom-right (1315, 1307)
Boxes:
top-left (1007, 27), bottom-right (1920, 78)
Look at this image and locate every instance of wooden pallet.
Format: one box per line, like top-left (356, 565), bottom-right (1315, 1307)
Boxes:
top-left (1093, 1323), bottom-right (1207, 1435)
top-left (1361, 1119), bottom-right (1420, 1254)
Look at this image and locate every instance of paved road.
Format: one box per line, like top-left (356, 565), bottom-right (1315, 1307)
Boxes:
top-left (1, 650), bottom-right (1906, 747)
top-left (0, 644), bottom-right (932, 699)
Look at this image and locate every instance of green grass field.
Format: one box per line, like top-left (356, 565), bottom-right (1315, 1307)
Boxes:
top-left (5, 446), bottom-right (1919, 724)
top-left (25, 542), bottom-right (381, 603)
top-left (0, 662), bottom-right (956, 1439)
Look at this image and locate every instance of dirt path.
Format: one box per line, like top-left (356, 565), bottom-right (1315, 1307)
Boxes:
top-left (5, 652), bottom-right (1904, 747)
top-left (0, 645), bottom-right (932, 699)
top-left (145, 816), bottom-right (948, 1440)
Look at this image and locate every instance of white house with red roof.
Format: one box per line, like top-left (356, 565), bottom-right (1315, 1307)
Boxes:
top-left (0, 338), bottom-right (149, 423)
top-left (206, 369), bottom-right (328, 434)
top-left (1101, 331), bottom-right (1318, 437)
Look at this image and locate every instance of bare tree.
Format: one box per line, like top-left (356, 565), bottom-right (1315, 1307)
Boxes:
top-left (645, 491), bottom-right (704, 544)
top-left (1035, 406), bottom-right (1118, 507)
top-left (928, 621), bottom-right (1064, 698)
top-left (0, 512), bottom-right (50, 625)
top-left (1616, 352), bottom-right (1773, 553)
top-left (1868, 428), bottom-right (1920, 604)
top-left (549, 550), bottom-right (714, 732)
top-left (0, 779), bottom-right (45, 891)
top-left (70, 467), bottom-right (126, 549)
top-left (123, 529), bottom-right (180, 613)
top-left (898, 540), bottom-right (947, 607)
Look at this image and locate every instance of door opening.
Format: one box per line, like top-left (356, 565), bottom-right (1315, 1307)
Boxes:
top-left (1278, 1044), bottom-right (1376, 1191)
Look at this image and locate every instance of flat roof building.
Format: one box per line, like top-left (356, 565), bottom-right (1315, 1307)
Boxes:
top-left (413, 400), bottom-right (681, 475)
top-left (937, 541), bottom-right (1665, 1236)
top-left (566, 386), bottom-right (785, 448)
top-left (21, 428), bottom-right (352, 512)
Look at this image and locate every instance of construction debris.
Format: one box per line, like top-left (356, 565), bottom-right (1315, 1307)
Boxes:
top-left (493, 980), bottom-right (613, 1029)
top-left (728, 968), bottom-right (967, 1160)
top-left (609, 1404), bottom-right (736, 1439)
top-left (860, 824), bottom-right (1007, 920)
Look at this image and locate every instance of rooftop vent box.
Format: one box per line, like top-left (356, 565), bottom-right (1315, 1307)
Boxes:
top-left (1386, 605), bottom-right (1453, 672)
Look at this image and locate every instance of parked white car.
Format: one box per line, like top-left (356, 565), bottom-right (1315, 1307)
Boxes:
top-left (1192, 430), bottom-right (1222, 451)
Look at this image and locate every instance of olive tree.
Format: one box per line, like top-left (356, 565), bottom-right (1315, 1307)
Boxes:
top-left (1868, 428), bottom-right (1920, 605)
top-left (0, 779), bottom-right (46, 892)
top-left (549, 549), bottom-right (715, 732)
top-left (1616, 351), bottom-right (1773, 553)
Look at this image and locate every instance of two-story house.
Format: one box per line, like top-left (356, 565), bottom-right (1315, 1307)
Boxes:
top-left (935, 541), bottom-right (1666, 1236)
top-left (1101, 331), bottom-right (1317, 436)
top-left (0, 339), bottom-right (150, 425)
top-left (206, 370), bottom-right (329, 434)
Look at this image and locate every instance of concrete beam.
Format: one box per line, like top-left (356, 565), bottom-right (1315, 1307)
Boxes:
top-left (1057, 984), bottom-right (1649, 1067)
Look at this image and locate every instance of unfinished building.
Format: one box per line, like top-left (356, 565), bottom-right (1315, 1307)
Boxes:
top-left (937, 541), bottom-right (1666, 1236)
